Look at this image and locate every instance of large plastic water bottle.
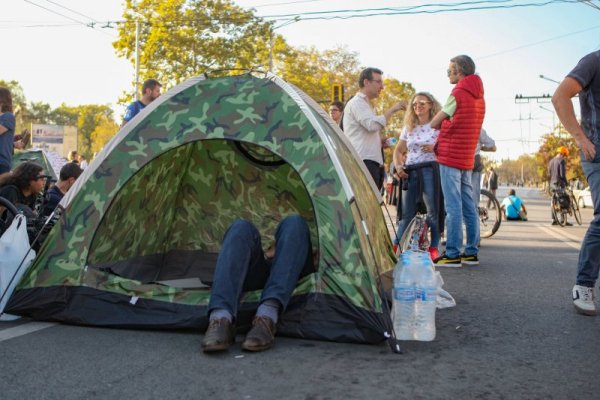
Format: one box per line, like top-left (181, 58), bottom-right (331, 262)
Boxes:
top-left (413, 252), bottom-right (437, 341)
top-left (392, 250), bottom-right (437, 341)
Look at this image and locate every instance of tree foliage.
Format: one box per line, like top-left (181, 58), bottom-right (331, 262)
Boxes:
top-left (535, 131), bottom-right (583, 183)
top-left (113, 0), bottom-right (275, 94)
top-left (91, 116), bottom-right (119, 155)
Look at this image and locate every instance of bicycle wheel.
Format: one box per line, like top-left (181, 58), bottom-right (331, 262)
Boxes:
top-left (551, 194), bottom-right (566, 227)
top-left (571, 194), bottom-right (582, 225)
top-left (478, 189), bottom-right (501, 238)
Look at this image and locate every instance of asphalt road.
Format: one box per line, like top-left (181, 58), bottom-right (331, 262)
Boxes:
top-left (1, 186), bottom-right (599, 400)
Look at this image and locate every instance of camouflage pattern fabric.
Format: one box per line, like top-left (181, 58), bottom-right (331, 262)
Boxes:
top-left (14, 74), bottom-right (394, 315)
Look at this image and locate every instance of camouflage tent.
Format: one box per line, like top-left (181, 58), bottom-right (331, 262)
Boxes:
top-left (12, 148), bottom-right (67, 181)
top-left (6, 73), bottom-right (396, 344)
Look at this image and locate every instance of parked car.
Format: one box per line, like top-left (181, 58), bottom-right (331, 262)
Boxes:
top-left (576, 186), bottom-right (592, 208)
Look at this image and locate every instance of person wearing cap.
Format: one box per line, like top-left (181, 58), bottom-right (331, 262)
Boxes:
top-left (553, 49), bottom-right (600, 316)
top-left (548, 146), bottom-right (571, 226)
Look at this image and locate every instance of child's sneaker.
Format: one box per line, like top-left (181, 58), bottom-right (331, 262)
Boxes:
top-left (428, 247), bottom-right (439, 261)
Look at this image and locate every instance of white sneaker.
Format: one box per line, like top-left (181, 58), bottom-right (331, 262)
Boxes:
top-left (572, 285), bottom-right (596, 316)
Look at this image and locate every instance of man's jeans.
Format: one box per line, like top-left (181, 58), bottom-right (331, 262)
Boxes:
top-left (440, 164), bottom-right (479, 258)
top-left (208, 215), bottom-right (312, 317)
top-left (471, 170), bottom-right (482, 206)
top-left (395, 166), bottom-right (440, 248)
top-left (577, 148), bottom-right (600, 287)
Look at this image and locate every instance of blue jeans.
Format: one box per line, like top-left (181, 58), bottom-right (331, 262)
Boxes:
top-left (576, 148), bottom-right (600, 287)
top-left (439, 164), bottom-right (479, 258)
top-left (394, 166), bottom-right (440, 248)
top-left (471, 170), bottom-right (482, 206)
top-left (208, 215), bottom-right (312, 317)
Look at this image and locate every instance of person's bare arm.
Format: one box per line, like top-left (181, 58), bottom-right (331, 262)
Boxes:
top-left (392, 140), bottom-right (408, 179)
top-left (0, 125), bottom-right (7, 135)
top-left (430, 110), bottom-right (449, 130)
top-left (552, 77), bottom-right (595, 160)
top-left (383, 101), bottom-right (408, 122)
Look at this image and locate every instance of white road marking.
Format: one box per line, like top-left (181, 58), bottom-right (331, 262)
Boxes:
top-left (0, 322), bottom-right (58, 342)
top-left (535, 223), bottom-right (582, 251)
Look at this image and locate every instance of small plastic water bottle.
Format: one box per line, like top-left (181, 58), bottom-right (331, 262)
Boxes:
top-left (386, 137), bottom-right (397, 146)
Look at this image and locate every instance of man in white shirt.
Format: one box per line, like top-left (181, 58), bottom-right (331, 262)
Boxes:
top-left (342, 67), bottom-right (407, 189)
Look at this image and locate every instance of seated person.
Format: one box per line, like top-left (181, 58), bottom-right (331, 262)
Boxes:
top-left (202, 215), bottom-right (312, 353)
top-left (40, 162), bottom-right (83, 218)
top-left (501, 189), bottom-right (527, 221)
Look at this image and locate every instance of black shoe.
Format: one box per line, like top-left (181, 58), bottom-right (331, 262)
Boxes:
top-left (202, 318), bottom-right (235, 353)
top-left (241, 316), bottom-right (277, 352)
top-left (551, 221), bottom-right (559, 225)
top-left (433, 253), bottom-right (462, 267)
top-left (565, 222), bottom-right (573, 226)
top-left (460, 253), bottom-right (479, 266)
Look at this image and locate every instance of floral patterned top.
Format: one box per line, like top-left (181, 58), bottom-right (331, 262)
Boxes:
top-left (400, 123), bottom-right (439, 166)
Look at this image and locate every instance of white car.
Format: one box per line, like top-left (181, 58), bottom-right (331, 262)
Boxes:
top-left (576, 187), bottom-right (592, 208)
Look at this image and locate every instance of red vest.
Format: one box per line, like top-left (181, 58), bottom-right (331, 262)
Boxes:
top-left (436, 74), bottom-right (485, 170)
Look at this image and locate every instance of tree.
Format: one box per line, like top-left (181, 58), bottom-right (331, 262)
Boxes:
top-left (278, 45), bottom-right (362, 103)
top-left (90, 116), bottom-right (119, 155)
top-left (113, 0), bottom-right (276, 95)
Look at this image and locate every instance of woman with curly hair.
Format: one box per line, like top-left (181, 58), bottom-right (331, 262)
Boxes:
top-left (0, 161), bottom-right (46, 214)
top-left (0, 87), bottom-right (16, 174)
top-left (392, 92), bottom-right (444, 259)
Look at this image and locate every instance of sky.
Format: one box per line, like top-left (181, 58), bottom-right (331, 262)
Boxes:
top-left (2, 0), bottom-right (600, 161)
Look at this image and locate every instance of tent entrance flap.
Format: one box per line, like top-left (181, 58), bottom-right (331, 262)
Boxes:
top-left (86, 139), bottom-right (318, 286)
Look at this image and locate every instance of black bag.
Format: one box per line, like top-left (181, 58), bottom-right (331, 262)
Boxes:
top-left (473, 154), bottom-right (484, 173)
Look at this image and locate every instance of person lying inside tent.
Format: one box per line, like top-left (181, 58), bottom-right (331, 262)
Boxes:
top-left (500, 188), bottom-right (528, 221)
top-left (39, 162), bottom-right (83, 218)
top-left (202, 215), bottom-right (312, 353)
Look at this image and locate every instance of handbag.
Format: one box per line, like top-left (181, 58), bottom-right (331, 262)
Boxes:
top-left (0, 214), bottom-right (36, 316)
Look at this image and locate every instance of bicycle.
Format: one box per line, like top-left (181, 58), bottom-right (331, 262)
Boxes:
top-left (478, 188), bottom-right (501, 238)
top-left (550, 188), bottom-right (581, 226)
top-left (551, 187), bottom-right (582, 227)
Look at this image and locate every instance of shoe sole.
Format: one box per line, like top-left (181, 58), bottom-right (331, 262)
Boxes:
top-left (202, 341), bottom-right (234, 353)
top-left (434, 263), bottom-right (462, 268)
top-left (573, 304), bottom-right (597, 316)
top-left (241, 341), bottom-right (273, 352)
top-left (462, 260), bottom-right (479, 265)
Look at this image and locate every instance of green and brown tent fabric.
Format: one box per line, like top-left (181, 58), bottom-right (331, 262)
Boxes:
top-left (6, 73), bottom-right (396, 344)
top-left (12, 148), bottom-right (67, 181)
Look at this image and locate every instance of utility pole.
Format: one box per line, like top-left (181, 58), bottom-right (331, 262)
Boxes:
top-left (135, 19), bottom-right (140, 100)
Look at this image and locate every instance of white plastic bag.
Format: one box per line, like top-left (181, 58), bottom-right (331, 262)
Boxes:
top-left (0, 214), bottom-right (36, 316)
top-left (435, 271), bottom-right (456, 309)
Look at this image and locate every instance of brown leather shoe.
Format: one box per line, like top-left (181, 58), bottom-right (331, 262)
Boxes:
top-left (202, 318), bottom-right (235, 353)
top-left (241, 316), bottom-right (277, 352)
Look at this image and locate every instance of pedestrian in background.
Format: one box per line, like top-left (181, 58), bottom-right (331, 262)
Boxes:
top-left (121, 79), bottom-right (162, 127)
top-left (329, 101), bottom-right (344, 126)
top-left (552, 49), bottom-right (600, 316)
top-left (0, 87), bottom-right (16, 174)
top-left (430, 55), bottom-right (485, 267)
